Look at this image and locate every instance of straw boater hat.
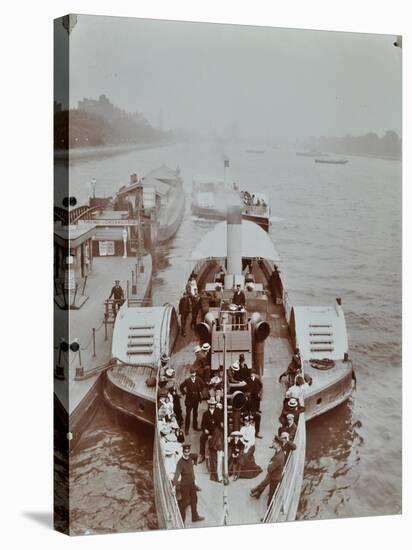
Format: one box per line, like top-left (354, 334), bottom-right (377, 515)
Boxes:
top-left (288, 398), bottom-right (298, 407)
top-left (201, 343), bottom-right (211, 352)
top-left (231, 362), bottom-right (240, 371)
top-left (286, 413), bottom-right (295, 419)
top-left (207, 397), bottom-right (217, 406)
top-left (230, 431), bottom-right (242, 437)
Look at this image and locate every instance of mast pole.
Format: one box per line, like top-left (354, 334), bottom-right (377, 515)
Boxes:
top-left (222, 332), bottom-right (229, 525)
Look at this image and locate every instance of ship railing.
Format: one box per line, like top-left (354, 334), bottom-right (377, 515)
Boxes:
top-left (282, 287), bottom-right (293, 324)
top-left (215, 322), bottom-right (249, 332)
top-left (153, 357), bottom-right (185, 529)
top-left (127, 297), bottom-right (152, 307)
top-left (242, 204), bottom-right (268, 216)
top-left (263, 412), bottom-right (306, 523)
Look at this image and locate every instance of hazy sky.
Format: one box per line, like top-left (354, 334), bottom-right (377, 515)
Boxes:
top-left (56, 15), bottom-right (401, 141)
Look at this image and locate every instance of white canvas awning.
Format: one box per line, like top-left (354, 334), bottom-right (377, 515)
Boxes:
top-left (190, 220), bottom-right (281, 261)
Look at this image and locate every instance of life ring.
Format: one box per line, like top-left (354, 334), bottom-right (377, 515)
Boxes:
top-left (309, 358), bottom-right (335, 370)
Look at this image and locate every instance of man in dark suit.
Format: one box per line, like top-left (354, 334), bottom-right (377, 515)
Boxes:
top-left (238, 354), bottom-right (250, 382)
top-left (108, 280), bottom-right (124, 315)
top-left (190, 291), bottom-right (201, 329)
top-left (180, 369), bottom-right (204, 434)
top-left (232, 284), bottom-right (246, 329)
top-left (198, 398), bottom-right (223, 463)
top-left (232, 284), bottom-right (246, 306)
top-left (246, 369), bottom-right (263, 438)
top-left (173, 444), bottom-right (204, 523)
top-left (178, 292), bottom-right (192, 336)
top-left (250, 438), bottom-right (285, 506)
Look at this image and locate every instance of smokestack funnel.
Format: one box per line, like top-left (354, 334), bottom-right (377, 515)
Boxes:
top-left (226, 204), bottom-right (242, 289)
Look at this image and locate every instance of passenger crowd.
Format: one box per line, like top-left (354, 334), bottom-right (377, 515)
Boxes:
top-left (240, 190), bottom-right (267, 208)
top-left (156, 346), bottom-right (310, 521)
top-left (156, 269), bottom-right (311, 522)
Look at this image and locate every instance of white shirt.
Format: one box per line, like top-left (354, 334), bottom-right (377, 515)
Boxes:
top-left (240, 425), bottom-right (255, 452)
top-left (286, 384), bottom-right (309, 406)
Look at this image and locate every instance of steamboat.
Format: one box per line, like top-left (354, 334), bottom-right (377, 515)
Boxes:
top-left (73, 198), bottom-right (354, 528)
top-left (151, 204), bottom-right (354, 528)
top-left (115, 165), bottom-right (186, 245)
top-left (191, 176), bottom-right (270, 232)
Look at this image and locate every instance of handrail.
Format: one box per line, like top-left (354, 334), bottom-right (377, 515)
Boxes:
top-left (216, 322), bottom-right (248, 332)
top-left (159, 303), bottom-right (174, 359)
top-left (242, 204), bottom-right (268, 216)
top-left (263, 412), bottom-right (306, 523)
top-left (153, 354), bottom-right (184, 528)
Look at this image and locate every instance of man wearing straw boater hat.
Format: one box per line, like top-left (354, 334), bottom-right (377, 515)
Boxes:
top-left (190, 345), bottom-right (208, 386)
top-left (173, 444), bottom-right (204, 523)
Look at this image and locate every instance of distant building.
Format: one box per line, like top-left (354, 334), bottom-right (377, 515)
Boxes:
top-left (78, 94), bottom-right (124, 123)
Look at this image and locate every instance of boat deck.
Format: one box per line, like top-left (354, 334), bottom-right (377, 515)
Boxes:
top-left (54, 254), bottom-right (152, 417)
top-left (171, 287), bottom-right (295, 527)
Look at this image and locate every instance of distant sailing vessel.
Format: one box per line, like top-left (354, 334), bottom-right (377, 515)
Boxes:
top-left (296, 150), bottom-right (328, 157)
top-left (245, 149), bottom-right (265, 154)
top-left (191, 176), bottom-right (270, 232)
top-left (315, 158), bottom-right (348, 165)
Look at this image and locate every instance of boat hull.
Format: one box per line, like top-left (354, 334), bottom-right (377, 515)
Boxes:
top-left (304, 368), bottom-right (353, 421)
top-left (158, 193), bottom-right (186, 243)
top-left (103, 370), bottom-right (156, 425)
top-left (192, 204), bottom-right (269, 232)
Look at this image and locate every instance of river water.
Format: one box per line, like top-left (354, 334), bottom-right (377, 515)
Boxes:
top-left (64, 142), bottom-right (402, 533)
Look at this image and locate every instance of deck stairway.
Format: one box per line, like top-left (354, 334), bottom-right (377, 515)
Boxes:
top-left (309, 324), bottom-right (334, 354)
top-left (127, 324), bottom-right (155, 359)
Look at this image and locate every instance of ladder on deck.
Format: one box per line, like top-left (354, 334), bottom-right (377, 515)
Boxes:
top-left (309, 324), bottom-right (334, 353)
top-left (127, 324), bottom-right (155, 358)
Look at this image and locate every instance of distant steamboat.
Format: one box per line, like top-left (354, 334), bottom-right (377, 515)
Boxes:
top-left (191, 176), bottom-right (270, 232)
